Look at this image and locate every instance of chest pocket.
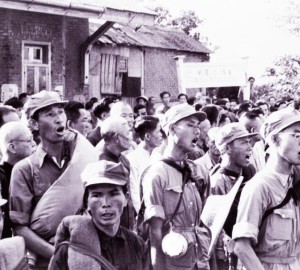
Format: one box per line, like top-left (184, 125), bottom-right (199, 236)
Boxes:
top-left (164, 185), bottom-right (184, 218)
top-left (267, 209), bottom-right (295, 241)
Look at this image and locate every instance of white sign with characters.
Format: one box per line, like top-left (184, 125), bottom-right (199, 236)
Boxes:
top-left (1, 84), bottom-right (18, 103)
top-left (174, 56), bottom-right (247, 93)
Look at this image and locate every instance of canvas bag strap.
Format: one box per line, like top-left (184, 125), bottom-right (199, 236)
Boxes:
top-left (56, 241), bottom-right (117, 270)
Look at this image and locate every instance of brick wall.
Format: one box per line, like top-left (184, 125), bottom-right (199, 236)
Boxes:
top-left (0, 8), bottom-right (88, 100)
top-left (144, 47), bottom-right (209, 101)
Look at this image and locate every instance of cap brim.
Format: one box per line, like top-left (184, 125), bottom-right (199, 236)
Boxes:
top-left (235, 132), bottom-right (258, 140)
top-left (180, 111), bottom-right (207, 123)
top-left (85, 177), bottom-right (127, 187)
top-left (0, 198), bottom-right (7, 207)
top-left (30, 101), bottom-right (68, 117)
top-left (277, 117), bottom-right (300, 134)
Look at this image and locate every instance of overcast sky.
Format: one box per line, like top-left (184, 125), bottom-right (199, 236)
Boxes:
top-left (136, 0), bottom-right (300, 82)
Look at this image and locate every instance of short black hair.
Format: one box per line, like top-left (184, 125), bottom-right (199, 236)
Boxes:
top-left (244, 108), bottom-right (263, 119)
top-left (195, 103), bottom-right (202, 111)
top-left (256, 101), bottom-right (269, 108)
top-left (159, 91), bottom-right (170, 99)
top-left (64, 101), bottom-right (85, 123)
top-left (237, 102), bottom-right (252, 116)
top-left (0, 106), bottom-right (17, 127)
top-left (177, 93), bottom-right (188, 100)
top-left (134, 104), bottom-right (147, 114)
top-left (93, 102), bottom-right (111, 119)
top-left (85, 99), bottom-right (98, 111)
top-left (19, 93), bottom-right (28, 100)
top-left (215, 99), bottom-right (227, 106)
top-left (187, 97), bottom-right (196, 106)
top-left (248, 76), bottom-right (255, 81)
top-left (4, 97), bottom-right (23, 109)
top-left (134, 115), bottom-right (160, 140)
top-left (201, 105), bottom-right (219, 125)
top-left (89, 97), bottom-right (98, 103)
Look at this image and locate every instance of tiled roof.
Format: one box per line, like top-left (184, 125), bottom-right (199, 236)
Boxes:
top-left (91, 23), bottom-right (211, 54)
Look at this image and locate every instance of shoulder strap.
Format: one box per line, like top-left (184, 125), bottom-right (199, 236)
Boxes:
top-left (260, 174), bottom-right (298, 228)
top-left (138, 158), bottom-right (187, 226)
top-left (56, 241), bottom-right (117, 270)
top-left (160, 158), bottom-right (187, 227)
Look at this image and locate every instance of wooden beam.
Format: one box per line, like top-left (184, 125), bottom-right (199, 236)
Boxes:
top-left (81, 22), bottom-right (115, 86)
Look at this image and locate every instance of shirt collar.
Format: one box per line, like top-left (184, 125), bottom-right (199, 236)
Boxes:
top-left (203, 152), bottom-right (214, 169)
top-left (103, 145), bottom-right (120, 162)
top-left (35, 140), bottom-right (71, 168)
top-left (96, 226), bottom-right (126, 241)
top-left (35, 144), bottom-right (48, 168)
top-left (273, 170), bottom-right (291, 188)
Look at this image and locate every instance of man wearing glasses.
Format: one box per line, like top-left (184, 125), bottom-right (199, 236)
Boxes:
top-left (233, 107), bottom-right (300, 269)
top-left (0, 122), bottom-right (35, 238)
top-left (9, 91), bottom-right (97, 269)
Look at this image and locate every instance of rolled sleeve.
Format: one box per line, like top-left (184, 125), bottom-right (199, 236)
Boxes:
top-left (232, 175), bottom-right (269, 245)
top-left (9, 159), bottom-right (34, 226)
top-left (142, 165), bottom-right (166, 222)
top-left (144, 205), bottom-right (165, 222)
top-left (232, 222), bottom-right (259, 245)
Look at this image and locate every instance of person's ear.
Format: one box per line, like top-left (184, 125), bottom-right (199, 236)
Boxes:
top-left (124, 191), bottom-right (129, 207)
top-left (169, 124), bottom-right (176, 135)
top-left (144, 133), bottom-right (151, 141)
top-left (29, 118), bottom-right (39, 131)
top-left (225, 143), bottom-right (231, 154)
top-left (67, 120), bottom-right (72, 129)
top-left (7, 142), bottom-right (16, 154)
top-left (271, 134), bottom-right (280, 146)
top-left (113, 132), bottom-right (119, 143)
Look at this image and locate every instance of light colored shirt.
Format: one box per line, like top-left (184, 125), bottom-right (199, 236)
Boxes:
top-left (232, 169), bottom-right (300, 270)
top-left (250, 140), bottom-right (266, 172)
top-left (142, 160), bottom-right (210, 269)
top-left (194, 152), bottom-right (216, 185)
top-left (126, 144), bottom-right (161, 213)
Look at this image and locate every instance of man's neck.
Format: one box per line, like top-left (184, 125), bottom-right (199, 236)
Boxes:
top-left (164, 143), bottom-right (187, 162)
top-left (220, 157), bottom-right (242, 175)
top-left (142, 141), bottom-right (154, 155)
top-left (105, 143), bottom-right (122, 157)
top-left (267, 150), bottom-right (292, 175)
top-left (41, 140), bottom-right (64, 161)
top-left (94, 220), bottom-right (119, 237)
top-left (208, 151), bottom-right (220, 165)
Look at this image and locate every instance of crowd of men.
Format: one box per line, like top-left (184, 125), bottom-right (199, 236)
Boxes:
top-left (0, 88), bottom-right (299, 270)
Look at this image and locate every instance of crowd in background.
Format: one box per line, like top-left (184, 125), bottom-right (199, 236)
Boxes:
top-left (0, 86), bottom-right (300, 270)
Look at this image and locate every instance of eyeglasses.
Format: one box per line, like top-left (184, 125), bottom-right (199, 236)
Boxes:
top-left (10, 138), bottom-right (34, 144)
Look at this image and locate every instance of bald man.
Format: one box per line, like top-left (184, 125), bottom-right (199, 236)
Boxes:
top-left (110, 101), bottom-right (134, 130)
top-left (98, 116), bottom-right (135, 230)
top-left (98, 116), bottom-right (132, 167)
top-left (0, 122), bottom-right (36, 238)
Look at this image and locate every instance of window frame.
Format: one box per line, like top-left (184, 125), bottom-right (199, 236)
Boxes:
top-left (21, 41), bottom-right (51, 93)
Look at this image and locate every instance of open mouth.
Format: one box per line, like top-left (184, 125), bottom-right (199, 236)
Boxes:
top-left (55, 126), bottom-right (65, 136)
top-left (192, 138), bottom-right (198, 146)
top-left (245, 153), bottom-right (251, 161)
top-left (101, 212), bottom-right (114, 219)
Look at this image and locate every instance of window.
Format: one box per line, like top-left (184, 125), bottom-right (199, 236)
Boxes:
top-left (22, 42), bottom-right (51, 94)
top-left (100, 54), bottom-right (124, 94)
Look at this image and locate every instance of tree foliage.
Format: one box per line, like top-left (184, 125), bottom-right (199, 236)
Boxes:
top-left (154, 7), bottom-right (202, 40)
top-left (252, 55), bottom-right (300, 101)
